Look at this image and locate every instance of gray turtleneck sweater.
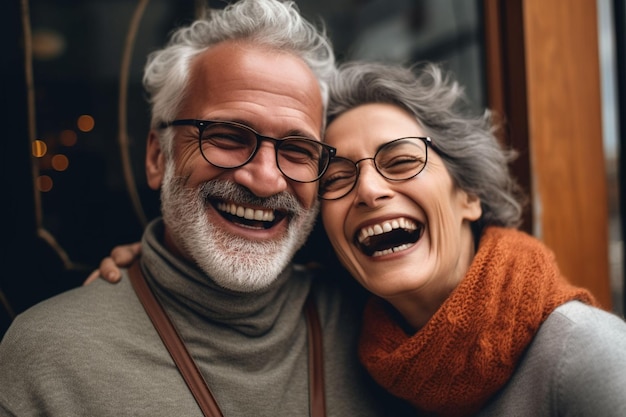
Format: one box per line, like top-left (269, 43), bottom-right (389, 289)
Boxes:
top-left (0, 219), bottom-right (412, 416)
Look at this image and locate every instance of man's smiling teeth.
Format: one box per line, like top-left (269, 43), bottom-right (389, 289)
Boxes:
top-left (216, 202), bottom-right (275, 222)
top-left (357, 217), bottom-right (417, 244)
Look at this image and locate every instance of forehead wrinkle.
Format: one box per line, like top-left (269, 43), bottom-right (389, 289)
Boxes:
top-left (205, 101), bottom-right (322, 140)
top-left (184, 42), bottom-right (323, 140)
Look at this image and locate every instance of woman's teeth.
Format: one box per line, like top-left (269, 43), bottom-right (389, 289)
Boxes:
top-left (355, 217), bottom-right (422, 257)
top-left (357, 217), bottom-right (417, 243)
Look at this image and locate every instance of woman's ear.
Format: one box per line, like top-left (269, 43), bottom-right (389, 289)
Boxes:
top-left (145, 130), bottom-right (165, 190)
top-left (460, 191), bottom-right (482, 222)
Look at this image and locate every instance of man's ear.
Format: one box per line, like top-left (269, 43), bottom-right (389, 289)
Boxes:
top-left (145, 130), bottom-right (165, 190)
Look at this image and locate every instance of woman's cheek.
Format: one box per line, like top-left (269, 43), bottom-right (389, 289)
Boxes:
top-left (320, 204), bottom-right (335, 236)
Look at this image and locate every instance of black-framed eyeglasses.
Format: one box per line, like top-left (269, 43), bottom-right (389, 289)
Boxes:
top-left (318, 136), bottom-right (432, 200)
top-left (159, 119), bottom-right (337, 183)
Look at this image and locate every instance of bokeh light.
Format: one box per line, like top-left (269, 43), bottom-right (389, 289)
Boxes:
top-left (77, 115), bottom-right (95, 132)
top-left (36, 175), bottom-right (53, 192)
top-left (51, 154), bottom-right (69, 171)
top-left (31, 29), bottom-right (66, 61)
top-left (59, 129), bottom-right (78, 146)
top-left (32, 140), bottom-right (47, 157)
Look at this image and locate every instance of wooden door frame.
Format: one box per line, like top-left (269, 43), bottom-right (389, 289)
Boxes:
top-left (483, 0), bottom-right (612, 309)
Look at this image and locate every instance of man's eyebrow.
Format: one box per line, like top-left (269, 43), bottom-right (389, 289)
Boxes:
top-left (222, 118), bottom-right (321, 140)
top-left (282, 128), bottom-right (321, 140)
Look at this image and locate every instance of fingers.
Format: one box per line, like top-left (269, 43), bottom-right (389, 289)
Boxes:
top-left (99, 242), bottom-right (141, 283)
top-left (81, 242), bottom-right (142, 286)
top-left (110, 242), bottom-right (142, 266)
top-left (83, 258), bottom-right (123, 286)
top-left (83, 269), bottom-right (102, 286)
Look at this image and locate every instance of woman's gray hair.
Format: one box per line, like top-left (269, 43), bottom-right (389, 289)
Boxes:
top-left (327, 61), bottom-right (526, 234)
top-left (144, 0), bottom-right (335, 156)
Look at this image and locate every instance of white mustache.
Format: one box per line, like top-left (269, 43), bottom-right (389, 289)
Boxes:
top-left (199, 180), bottom-right (304, 216)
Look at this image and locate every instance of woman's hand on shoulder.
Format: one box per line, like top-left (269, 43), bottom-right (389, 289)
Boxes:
top-left (83, 242), bottom-right (142, 285)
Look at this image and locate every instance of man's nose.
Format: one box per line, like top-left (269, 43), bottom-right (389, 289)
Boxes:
top-left (231, 142), bottom-right (288, 197)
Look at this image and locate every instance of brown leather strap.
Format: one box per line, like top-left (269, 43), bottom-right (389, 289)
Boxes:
top-left (128, 261), bottom-right (224, 417)
top-left (305, 295), bottom-right (326, 417)
top-left (128, 260), bottom-right (327, 417)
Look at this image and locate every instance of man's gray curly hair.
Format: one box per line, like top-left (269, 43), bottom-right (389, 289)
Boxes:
top-left (144, 0), bottom-right (336, 157)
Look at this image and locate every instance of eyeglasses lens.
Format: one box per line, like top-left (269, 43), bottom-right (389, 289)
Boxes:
top-left (319, 137), bottom-right (427, 200)
top-left (199, 122), bottom-right (327, 182)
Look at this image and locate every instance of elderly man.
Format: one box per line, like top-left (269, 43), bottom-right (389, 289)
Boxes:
top-left (0, 1), bottom-right (412, 416)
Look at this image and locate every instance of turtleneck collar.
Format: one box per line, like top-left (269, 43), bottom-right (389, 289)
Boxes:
top-left (138, 218), bottom-right (311, 337)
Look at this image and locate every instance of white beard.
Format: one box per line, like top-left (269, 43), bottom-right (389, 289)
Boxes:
top-left (160, 160), bottom-right (319, 292)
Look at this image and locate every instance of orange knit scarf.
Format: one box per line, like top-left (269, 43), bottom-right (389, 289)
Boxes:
top-left (358, 227), bottom-right (598, 416)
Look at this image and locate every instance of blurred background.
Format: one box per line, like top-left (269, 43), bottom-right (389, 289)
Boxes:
top-left (2, 0), bottom-right (624, 336)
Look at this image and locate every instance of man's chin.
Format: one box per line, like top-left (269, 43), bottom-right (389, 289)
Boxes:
top-left (196, 250), bottom-right (291, 292)
top-left (182, 226), bottom-right (294, 292)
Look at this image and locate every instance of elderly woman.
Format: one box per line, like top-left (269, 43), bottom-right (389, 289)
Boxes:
top-left (90, 61), bottom-right (626, 416)
top-left (318, 61), bottom-right (626, 416)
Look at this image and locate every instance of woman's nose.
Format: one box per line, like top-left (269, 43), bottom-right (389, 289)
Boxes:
top-left (352, 161), bottom-right (393, 206)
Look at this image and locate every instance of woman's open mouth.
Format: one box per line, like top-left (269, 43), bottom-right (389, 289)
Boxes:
top-left (354, 217), bottom-right (423, 257)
